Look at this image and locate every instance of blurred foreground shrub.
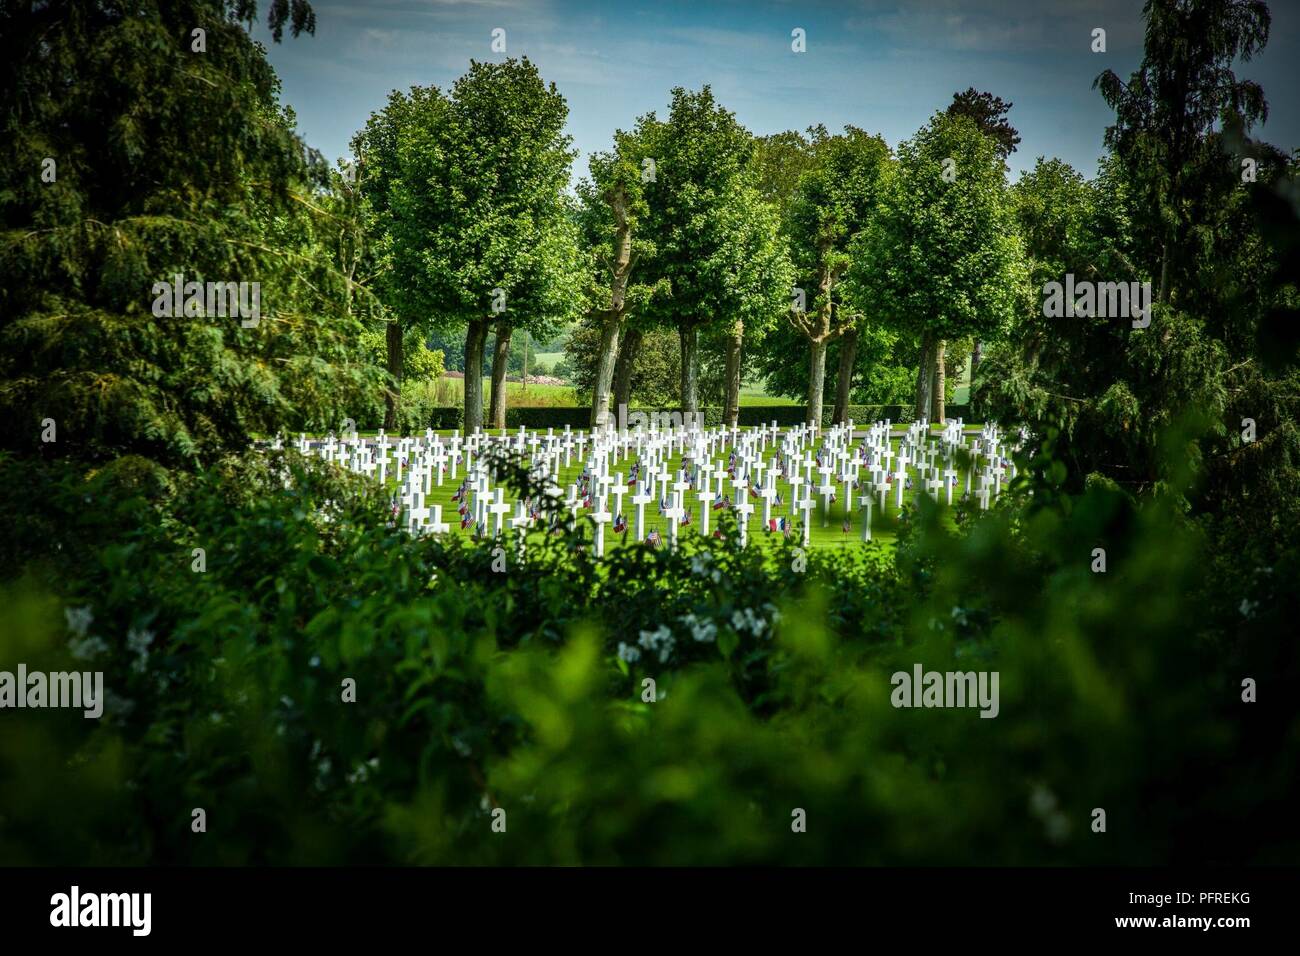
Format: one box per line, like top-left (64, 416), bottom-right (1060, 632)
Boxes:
top-left (0, 446), bottom-right (1295, 865)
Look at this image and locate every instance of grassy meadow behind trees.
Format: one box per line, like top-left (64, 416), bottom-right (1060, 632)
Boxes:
top-left (1, 0), bottom-right (1298, 865)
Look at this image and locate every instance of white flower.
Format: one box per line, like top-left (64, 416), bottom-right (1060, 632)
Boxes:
top-left (681, 612), bottom-right (717, 643)
top-left (69, 635), bottom-right (109, 661)
top-left (65, 605), bottom-right (94, 639)
top-left (127, 627), bottom-right (155, 673)
top-left (1239, 598), bottom-right (1259, 618)
top-left (347, 758), bottom-right (379, 785)
top-left (127, 627), bottom-right (154, 655)
top-left (1029, 785), bottom-right (1057, 816)
top-left (730, 608), bottom-right (769, 638)
top-left (636, 625), bottom-right (676, 663)
top-left (617, 642), bottom-right (642, 663)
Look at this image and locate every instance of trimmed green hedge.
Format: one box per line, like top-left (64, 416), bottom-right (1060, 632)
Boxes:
top-left (404, 404), bottom-right (973, 431)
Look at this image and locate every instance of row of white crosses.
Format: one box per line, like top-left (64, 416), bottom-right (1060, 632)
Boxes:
top-left (276, 414), bottom-right (1022, 554)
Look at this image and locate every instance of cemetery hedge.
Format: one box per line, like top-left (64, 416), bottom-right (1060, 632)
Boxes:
top-left (351, 404), bottom-right (950, 433)
top-left (1, 435), bottom-right (1296, 865)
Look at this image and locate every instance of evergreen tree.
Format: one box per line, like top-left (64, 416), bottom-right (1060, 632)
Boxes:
top-left (0, 0), bottom-right (377, 466)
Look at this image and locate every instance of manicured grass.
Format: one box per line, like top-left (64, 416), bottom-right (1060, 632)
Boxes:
top-left (739, 383), bottom-right (800, 406)
top-left (438, 376), bottom-right (578, 406)
top-left (425, 376), bottom-right (825, 409)
top-left (353, 430), bottom-right (983, 552)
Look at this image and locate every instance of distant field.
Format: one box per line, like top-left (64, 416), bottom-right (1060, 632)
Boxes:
top-left (533, 351), bottom-right (563, 373)
top-left (740, 382), bottom-right (799, 406)
top-left (434, 376), bottom-right (803, 408)
top-left (440, 376), bottom-right (577, 406)
top-left (430, 374), bottom-right (970, 409)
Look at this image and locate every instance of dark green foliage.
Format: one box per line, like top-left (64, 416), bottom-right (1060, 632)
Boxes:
top-left (0, 0), bottom-right (1295, 870)
top-left (981, 0), bottom-right (1300, 564)
top-left (945, 87), bottom-right (1021, 159)
top-left (1, 433), bottom-right (1294, 864)
top-left (0, 0), bottom-right (381, 466)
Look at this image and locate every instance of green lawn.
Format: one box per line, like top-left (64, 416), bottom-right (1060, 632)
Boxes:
top-left (439, 376), bottom-right (578, 406)
top-left (739, 382), bottom-right (799, 406)
top-left (532, 351), bottom-right (563, 373)
top-left (427, 375), bottom-right (875, 409)
top-left (358, 431), bottom-right (980, 552)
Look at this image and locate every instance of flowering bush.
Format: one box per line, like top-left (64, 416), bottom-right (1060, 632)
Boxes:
top-left (0, 445), bottom-right (1295, 865)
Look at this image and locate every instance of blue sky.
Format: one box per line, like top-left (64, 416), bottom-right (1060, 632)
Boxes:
top-left (254, 0), bottom-right (1300, 185)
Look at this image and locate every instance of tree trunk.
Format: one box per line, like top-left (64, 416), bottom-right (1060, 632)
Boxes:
top-left (806, 338), bottom-right (827, 426)
top-left (612, 326), bottom-right (641, 416)
top-left (914, 331), bottom-right (933, 423)
top-left (489, 322), bottom-right (512, 430)
top-left (521, 330), bottom-right (529, 391)
top-left (592, 186), bottom-right (635, 427)
top-left (931, 338), bottom-right (946, 425)
top-left (723, 320), bottom-right (743, 427)
top-left (591, 313), bottom-right (621, 428)
top-left (383, 319), bottom-right (404, 431)
top-left (463, 317), bottom-right (491, 434)
top-left (969, 339), bottom-right (983, 406)
top-left (679, 323), bottom-right (699, 417)
top-left (832, 327), bottom-right (858, 424)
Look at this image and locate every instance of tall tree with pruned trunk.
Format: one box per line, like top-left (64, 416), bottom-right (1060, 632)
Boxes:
top-left (945, 87), bottom-right (1020, 401)
top-left (354, 58), bottom-right (582, 434)
top-left (577, 125), bottom-right (666, 428)
top-left (847, 112), bottom-right (1028, 425)
top-left (784, 126), bottom-right (891, 425)
top-left (637, 86), bottom-right (781, 418)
